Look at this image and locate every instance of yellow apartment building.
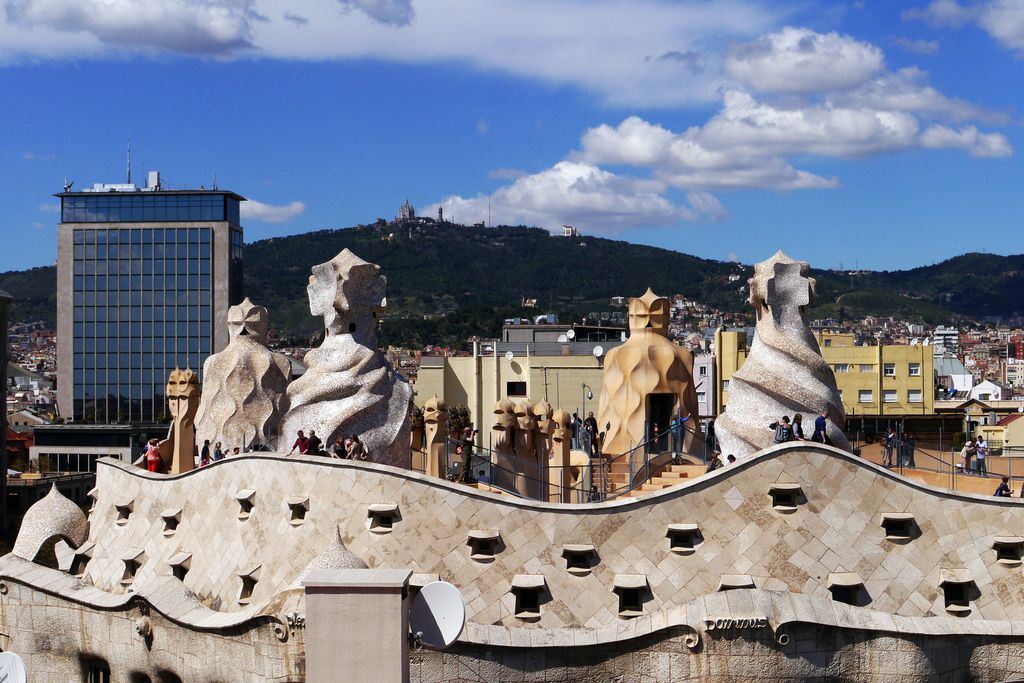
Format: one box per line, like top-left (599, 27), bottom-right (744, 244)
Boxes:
top-left (715, 330), bottom-right (935, 417)
top-left (414, 344), bottom-right (605, 434)
top-left (713, 329), bottom-right (747, 415)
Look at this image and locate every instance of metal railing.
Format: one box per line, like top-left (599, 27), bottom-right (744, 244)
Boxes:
top-left (442, 438), bottom-right (594, 504)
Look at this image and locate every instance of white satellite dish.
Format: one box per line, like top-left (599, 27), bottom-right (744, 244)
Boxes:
top-left (505, 350), bottom-right (514, 361)
top-left (593, 345), bottom-right (604, 358)
top-left (0, 653), bottom-right (27, 683)
top-left (410, 581), bottom-right (466, 651)
top-left (566, 329), bottom-right (576, 340)
top-left (558, 335), bottom-right (568, 343)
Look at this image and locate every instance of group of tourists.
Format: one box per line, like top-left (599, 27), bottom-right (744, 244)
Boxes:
top-left (198, 440), bottom-right (239, 466)
top-left (879, 426), bottom-right (917, 468)
top-left (959, 436), bottom-right (990, 475)
top-left (571, 412), bottom-right (601, 456)
top-left (767, 411), bottom-right (833, 445)
top-left (287, 429), bottom-right (368, 460)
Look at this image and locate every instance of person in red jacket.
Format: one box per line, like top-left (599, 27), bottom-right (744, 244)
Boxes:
top-left (288, 430), bottom-right (310, 455)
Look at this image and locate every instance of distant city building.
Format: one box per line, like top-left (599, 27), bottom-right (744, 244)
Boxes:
top-left (56, 171), bottom-right (244, 424)
top-left (715, 330), bottom-right (935, 418)
top-left (933, 325), bottom-right (960, 356)
top-left (397, 198), bottom-right (415, 223)
top-left (562, 224), bottom-right (579, 237)
top-left (970, 379), bottom-right (1013, 402)
top-left (692, 353), bottom-right (715, 419)
top-left (1006, 358), bottom-right (1024, 388)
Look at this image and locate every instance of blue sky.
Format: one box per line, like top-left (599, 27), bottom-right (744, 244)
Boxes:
top-left (0, 0), bottom-right (1021, 272)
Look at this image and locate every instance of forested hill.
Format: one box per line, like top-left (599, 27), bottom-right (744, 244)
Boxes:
top-left (241, 222), bottom-right (744, 345)
top-left (1, 221), bottom-right (1022, 348)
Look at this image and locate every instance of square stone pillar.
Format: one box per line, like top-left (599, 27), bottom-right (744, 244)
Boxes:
top-left (303, 568), bottom-right (412, 683)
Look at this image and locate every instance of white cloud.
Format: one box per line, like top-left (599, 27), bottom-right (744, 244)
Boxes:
top-left (906, 1), bottom-right (1024, 55)
top-left (0, 0), bottom-right (783, 107)
top-left (919, 124), bottom-right (1012, 157)
top-left (725, 26), bottom-right (884, 93)
top-left (833, 66), bottom-right (1008, 124)
top-left (338, 0), bottom-right (414, 26)
top-left (578, 83), bottom-right (1011, 191)
top-left (38, 202), bottom-right (60, 213)
top-left (476, 118), bottom-right (490, 135)
top-left (893, 36), bottom-right (940, 55)
top-left (423, 160), bottom-right (720, 233)
top-left (241, 198), bottom-right (306, 222)
top-left (3, 0), bottom-right (257, 54)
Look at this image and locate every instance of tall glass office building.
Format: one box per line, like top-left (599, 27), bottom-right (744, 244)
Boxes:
top-left (56, 174), bottom-right (244, 424)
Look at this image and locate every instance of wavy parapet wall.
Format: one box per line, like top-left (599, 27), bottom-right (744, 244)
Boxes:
top-left (8, 444), bottom-right (1024, 680)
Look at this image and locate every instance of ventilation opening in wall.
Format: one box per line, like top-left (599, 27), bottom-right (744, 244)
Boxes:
top-left (161, 508), bottom-right (182, 537)
top-left (618, 588), bottom-right (642, 617)
top-left (84, 657), bottom-right (111, 683)
top-left (511, 575), bottom-right (546, 620)
top-left (940, 569), bottom-right (975, 615)
top-left (768, 483), bottom-right (802, 513)
top-left (114, 497), bottom-right (134, 526)
top-left (561, 544), bottom-right (598, 575)
top-left (943, 583), bottom-right (969, 613)
top-left (613, 575), bottom-right (648, 618)
top-left (880, 513), bottom-right (916, 542)
top-left (235, 490), bottom-right (256, 521)
top-left (70, 542), bottom-right (95, 577)
top-left (168, 552), bottom-right (192, 582)
top-left (288, 497), bottom-right (309, 526)
top-left (993, 537), bottom-right (1024, 566)
top-left (238, 564), bottom-right (261, 605)
top-left (666, 524), bottom-right (702, 555)
top-left (121, 549), bottom-right (144, 586)
top-left (467, 530), bottom-right (501, 562)
top-left (368, 504), bottom-right (400, 534)
top-left (826, 572), bottom-right (866, 606)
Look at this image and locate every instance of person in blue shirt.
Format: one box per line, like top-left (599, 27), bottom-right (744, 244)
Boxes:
top-left (995, 477), bottom-right (1013, 497)
top-left (811, 411), bottom-right (831, 445)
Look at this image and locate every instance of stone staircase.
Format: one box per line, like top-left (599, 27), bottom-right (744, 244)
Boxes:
top-left (624, 463), bottom-right (708, 498)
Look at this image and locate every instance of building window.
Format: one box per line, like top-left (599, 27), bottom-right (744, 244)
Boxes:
top-left (858, 390), bottom-right (873, 403)
top-left (908, 390), bottom-right (923, 403)
top-left (859, 364), bottom-right (874, 373)
top-left (909, 363), bottom-right (921, 377)
top-left (722, 380), bottom-right (730, 391)
top-left (883, 390), bottom-right (898, 403)
top-left (833, 364), bottom-right (849, 373)
top-left (698, 366), bottom-right (707, 376)
top-left (883, 363), bottom-right (896, 377)
top-left (823, 339), bottom-right (832, 347)
top-left (506, 381), bottom-right (527, 397)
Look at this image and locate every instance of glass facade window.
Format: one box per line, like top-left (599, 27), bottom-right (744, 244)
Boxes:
top-left (62, 192), bottom-right (241, 225)
top-left (71, 226), bottom-right (214, 423)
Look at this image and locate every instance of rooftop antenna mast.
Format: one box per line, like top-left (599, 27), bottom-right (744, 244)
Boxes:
top-left (127, 139), bottom-right (132, 185)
